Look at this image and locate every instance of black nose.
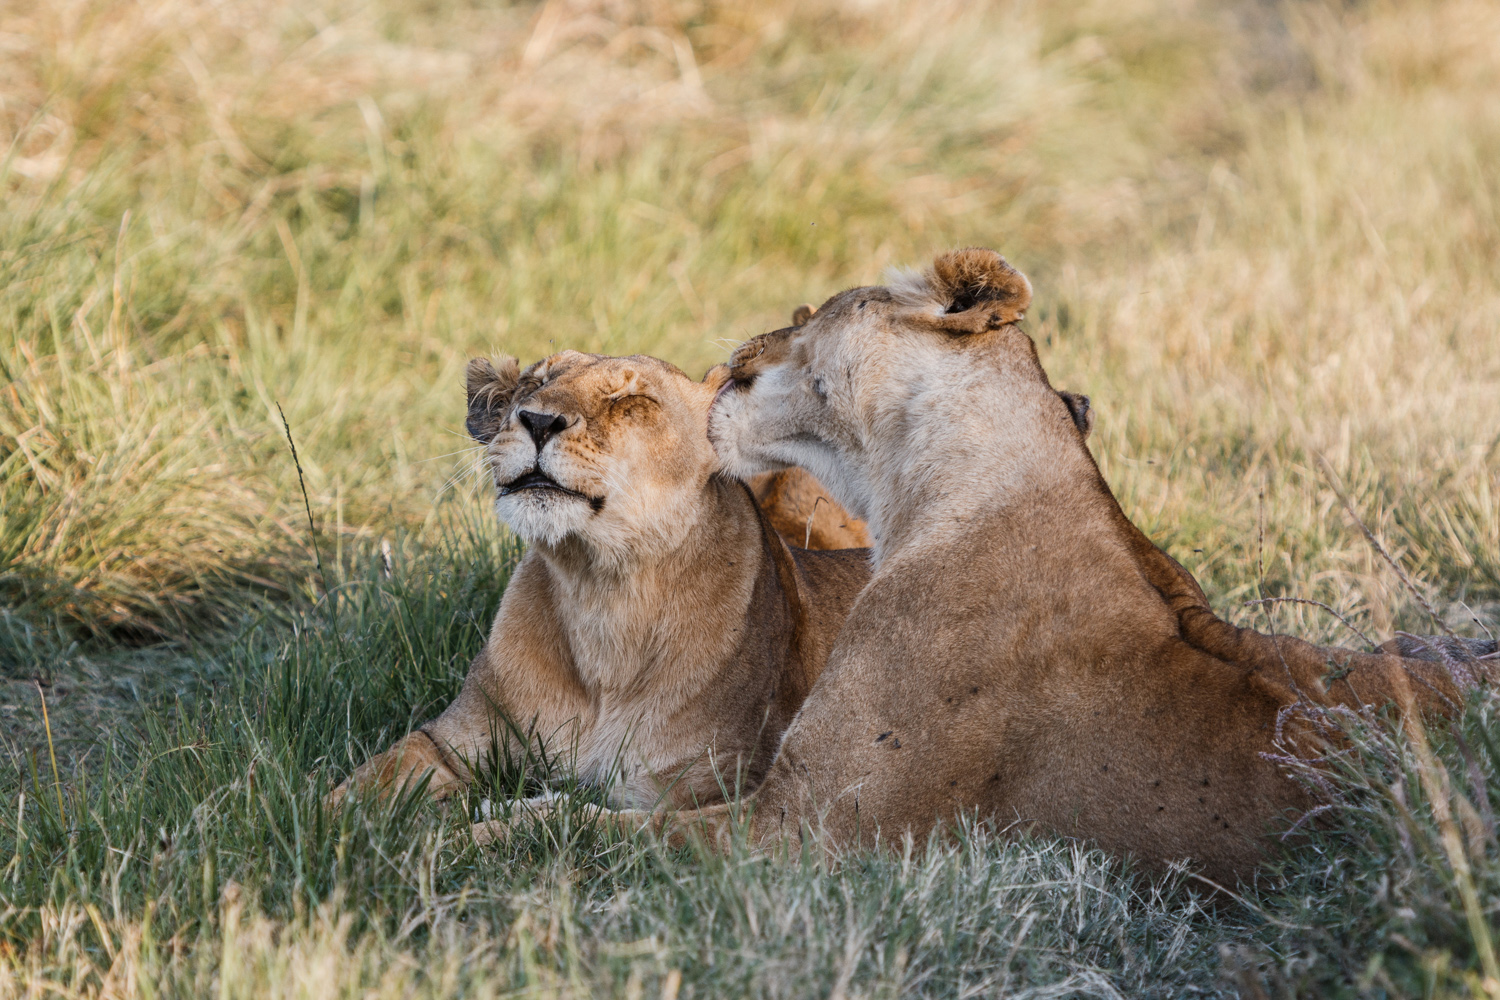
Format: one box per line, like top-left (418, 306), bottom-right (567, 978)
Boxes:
top-left (517, 409), bottom-right (569, 451)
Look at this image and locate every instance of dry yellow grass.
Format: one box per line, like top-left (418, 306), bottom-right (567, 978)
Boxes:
top-left (3, 0), bottom-right (1494, 644)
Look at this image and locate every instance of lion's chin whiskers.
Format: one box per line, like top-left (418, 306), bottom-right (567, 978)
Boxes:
top-left (496, 490), bottom-right (596, 548)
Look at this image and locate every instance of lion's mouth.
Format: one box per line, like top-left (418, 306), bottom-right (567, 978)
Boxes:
top-left (711, 373), bottom-right (754, 411)
top-left (500, 469), bottom-right (583, 497)
top-left (499, 469), bottom-right (605, 511)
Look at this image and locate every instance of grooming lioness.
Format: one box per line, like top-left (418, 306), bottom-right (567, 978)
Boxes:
top-left (539, 249), bottom-right (1491, 882)
top-left (330, 350), bottom-right (873, 809)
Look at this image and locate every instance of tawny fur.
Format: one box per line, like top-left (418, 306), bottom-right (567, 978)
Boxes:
top-left (330, 351), bottom-right (869, 809)
top-left (737, 305), bottom-right (871, 551)
top-left (748, 469), bottom-right (870, 550)
top-left (541, 249), bottom-right (1490, 883)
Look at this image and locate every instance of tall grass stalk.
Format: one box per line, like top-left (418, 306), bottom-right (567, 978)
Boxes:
top-left (2, 0), bottom-right (1496, 643)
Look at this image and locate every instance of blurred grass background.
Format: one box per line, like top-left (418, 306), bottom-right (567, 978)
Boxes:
top-left (2, 0), bottom-right (1499, 995)
top-left (2, 0), bottom-right (1495, 645)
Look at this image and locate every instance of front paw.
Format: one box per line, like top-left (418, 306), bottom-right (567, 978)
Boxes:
top-left (470, 794), bottom-right (608, 848)
top-left (472, 818), bottom-right (512, 847)
top-left (471, 798), bottom-right (552, 848)
top-left (324, 738), bottom-right (463, 810)
top-left (324, 778), bottom-right (354, 810)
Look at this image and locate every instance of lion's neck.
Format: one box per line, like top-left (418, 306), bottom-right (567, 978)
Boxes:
top-left (537, 476), bottom-right (768, 699)
top-left (857, 380), bottom-right (1096, 565)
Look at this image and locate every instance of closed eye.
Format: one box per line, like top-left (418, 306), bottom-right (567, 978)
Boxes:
top-left (611, 394), bottom-right (660, 416)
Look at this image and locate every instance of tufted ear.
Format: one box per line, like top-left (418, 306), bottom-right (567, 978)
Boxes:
top-left (791, 303), bottom-right (817, 327)
top-left (1057, 390), bottom-right (1095, 439)
top-left (465, 356), bottom-right (520, 444)
top-left (926, 247), bottom-right (1032, 333)
top-left (702, 362), bottom-right (731, 396)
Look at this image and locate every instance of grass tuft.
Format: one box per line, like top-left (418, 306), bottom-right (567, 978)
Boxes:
top-left (3, 514), bottom-right (1500, 996)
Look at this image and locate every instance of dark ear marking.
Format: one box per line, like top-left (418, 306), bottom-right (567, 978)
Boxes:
top-left (465, 356), bottom-right (521, 444)
top-left (791, 303), bottom-right (816, 326)
top-left (928, 247), bottom-right (1032, 332)
top-left (1058, 390), bottom-right (1095, 439)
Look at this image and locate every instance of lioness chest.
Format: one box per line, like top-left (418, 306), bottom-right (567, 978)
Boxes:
top-left (498, 533), bottom-right (787, 808)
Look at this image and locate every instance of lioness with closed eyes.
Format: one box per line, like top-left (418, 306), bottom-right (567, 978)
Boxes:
top-left (329, 349), bottom-right (873, 809)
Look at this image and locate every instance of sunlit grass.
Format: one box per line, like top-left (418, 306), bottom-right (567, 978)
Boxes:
top-left (3, 0), bottom-right (1500, 993)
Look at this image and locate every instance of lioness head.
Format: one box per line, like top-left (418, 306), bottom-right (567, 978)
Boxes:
top-left (709, 248), bottom-right (1092, 531)
top-left (467, 350), bottom-right (724, 555)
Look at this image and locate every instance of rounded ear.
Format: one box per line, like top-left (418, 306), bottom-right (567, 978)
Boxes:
top-left (1057, 390), bottom-right (1095, 439)
top-left (791, 303), bottom-right (816, 327)
top-left (928, 247), bottom-right (1032, 332)
top-left (701, 362), bottom-right (731, 395)
top-left (465, 356), bottom-right (520, 444)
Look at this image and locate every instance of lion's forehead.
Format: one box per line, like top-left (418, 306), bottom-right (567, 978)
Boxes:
top-left (733, 288), bottom-right (894, 372)
top-left (515, 353), bottom-right (687, 415)
top-left (732, 330), bottom-right (790, 370)
top-left (813, 285), bottom-right (891, 319)
top-left (778, 301), bottom-right (891, 377)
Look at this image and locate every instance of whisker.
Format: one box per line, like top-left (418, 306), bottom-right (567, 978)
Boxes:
top-left (435, 453), bottom-right (489, 501)
top-left (415, 446), bottom-right (486, 465)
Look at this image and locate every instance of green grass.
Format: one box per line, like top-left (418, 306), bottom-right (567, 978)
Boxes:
top-left (4, 0), bottom-right (1500, 993)
top-left (5, 517), bottom-right (1500, 997)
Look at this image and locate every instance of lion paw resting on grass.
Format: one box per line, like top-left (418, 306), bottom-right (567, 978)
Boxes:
top-left (571, 248), bottom-right (1493, 883)
top-left (328, 348), bottom-right (875, 812)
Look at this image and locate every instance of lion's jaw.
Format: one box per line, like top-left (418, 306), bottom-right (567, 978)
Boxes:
top-left (487, 418), bottom-right (598, 549)
top-left (709, 315), bottom-right (881, 533)
top-left (711, 378), bottom-right (870, 520)
top-left (476, 351), bottom-right (720, 564)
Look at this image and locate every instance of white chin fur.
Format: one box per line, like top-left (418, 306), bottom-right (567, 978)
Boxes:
top-left (719, 444), bottom-right (785, 482)
top-left (495, 492), bottom-right (595, 547)
top-left (708, 398), bottom-right (782, 480)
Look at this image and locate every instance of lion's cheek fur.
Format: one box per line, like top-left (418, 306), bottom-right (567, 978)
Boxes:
top-left (710, 366), bottom-right (876, 527)
top-left (707, 386), bottom-right (779, 481)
